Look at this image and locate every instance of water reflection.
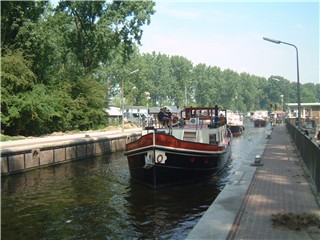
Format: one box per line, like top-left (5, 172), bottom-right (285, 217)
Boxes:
top-left (126, 178), bottom-right (221, 239)
top-left (1, 120), bottom-right (269, 239)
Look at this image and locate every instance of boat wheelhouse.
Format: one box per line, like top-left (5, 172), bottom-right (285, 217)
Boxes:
top-left (253, 110), bottom-right (268, 127)
top-left (227, 110), bottom-right (244, 136)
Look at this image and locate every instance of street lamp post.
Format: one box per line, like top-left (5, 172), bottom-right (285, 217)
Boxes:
top-left (263, 37), bottom-right (301, 129)
top-left (185, 69), bottom-right (193, 107)
top-left (280, 94), bottom-right (284, 124)
top-left (122, 69), bottom-right (139, 132)
top-left (184, 85), bottom-right (188, 107)
top-left (144, 91), bottom-right (151, 126)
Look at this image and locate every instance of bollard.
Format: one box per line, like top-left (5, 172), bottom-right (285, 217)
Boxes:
top-left (251, 154), bottom-right (264, 166)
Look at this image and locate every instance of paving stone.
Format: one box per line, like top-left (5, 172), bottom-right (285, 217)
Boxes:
top-left (229, 126), bottom-right (320, 240)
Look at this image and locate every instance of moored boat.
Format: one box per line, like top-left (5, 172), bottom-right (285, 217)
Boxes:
top-left (227, 110), bottom-right (244, 136)
top-left (253, 110), bottom-right (268, 127)
top-left (124, 106), bottom-right (232, 188)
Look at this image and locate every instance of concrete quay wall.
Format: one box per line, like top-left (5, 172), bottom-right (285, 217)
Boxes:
top-left (1, 133), bottom-right (141, 175)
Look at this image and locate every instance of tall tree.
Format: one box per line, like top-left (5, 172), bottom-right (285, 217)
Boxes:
top-left (56, 0), bottom-right (155, 72)
top-left (1, 0), bottom-right (156, 136)
top-left (1, 1), bottom-right (48, 51)
top-left (170, 56), bottom-right (193, 107)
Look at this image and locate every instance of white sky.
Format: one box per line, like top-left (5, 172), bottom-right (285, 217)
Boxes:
top-left (140, 1), bottom-right (320, 84)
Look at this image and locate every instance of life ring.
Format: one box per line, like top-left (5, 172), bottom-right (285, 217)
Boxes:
top-left (156, 154), bottom-right (164, 163)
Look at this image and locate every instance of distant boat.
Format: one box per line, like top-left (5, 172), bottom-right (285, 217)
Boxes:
top-left (124, 106), bottom-right (232, 188)
top-left (253, 110), bottom-right (268, 127)
top-left (227, 110), bottom-right (244, 136)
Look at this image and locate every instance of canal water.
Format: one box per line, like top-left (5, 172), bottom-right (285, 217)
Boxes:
top-left (1, 120), bottom-right (270, 240)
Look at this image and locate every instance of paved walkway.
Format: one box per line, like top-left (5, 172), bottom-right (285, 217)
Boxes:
top-left (1, 127), bottom-right (141, 151)
top-left (187, 125), bottom-right (320, 240)
top-left (228, 125), bottom-right (320, 240)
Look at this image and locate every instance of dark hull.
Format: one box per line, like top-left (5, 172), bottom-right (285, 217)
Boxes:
top-left (229, 125), bottom-right (244, 136)
top-left (125, 133), bottom-right (231, 188)
top-left (254, 119), bottom-right (266, 127)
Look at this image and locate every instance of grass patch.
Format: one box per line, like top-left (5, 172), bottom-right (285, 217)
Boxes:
top-left (0, 134), bottom-right (26, 142)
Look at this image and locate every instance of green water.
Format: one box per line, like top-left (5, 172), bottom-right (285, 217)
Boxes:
top-left (1, 152), bottom-right (221, 239)
top-left (1, 120), bottom-right (269, 239)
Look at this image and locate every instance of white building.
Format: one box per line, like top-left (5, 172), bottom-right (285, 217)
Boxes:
top-left (286, 103), bottom-right (320, 125)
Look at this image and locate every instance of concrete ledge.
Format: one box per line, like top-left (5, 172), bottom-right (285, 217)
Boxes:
top-left (186, 165), bottom-right (256, 240)
top-left (1, 133), bottom-right (141, 175)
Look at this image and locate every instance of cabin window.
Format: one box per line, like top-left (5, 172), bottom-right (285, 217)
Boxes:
top-left (209, 134), bottom-right (217, 144)
top-left (181, 110), bottom-right (186, 119)
top-left (201, 110), bottom-right (208, 117)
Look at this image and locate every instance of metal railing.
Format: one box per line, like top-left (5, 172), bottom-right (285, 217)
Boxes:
top-left (286, 121), bottom-right (320, 192)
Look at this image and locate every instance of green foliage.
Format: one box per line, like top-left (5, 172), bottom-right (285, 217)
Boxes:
top-left (1, 51), bottom-right (36, 134)
top-left (1, 52), bottom-right (107, 136)
top-left (1, 1), bottom-right (319, 137)
top-left (55, 0), bottom-right (155, 71)
top-left (1, 1), bottom-right (155, 136)
top-left (111, 52), bottom-right (319, 114)
top-left (301, 83), bottom-right (320, 103)
top-left (1, 1), bottom-right (48, 50)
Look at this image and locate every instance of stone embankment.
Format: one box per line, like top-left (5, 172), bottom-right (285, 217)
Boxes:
top-left (1, 128), bottom-right (141, 175)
